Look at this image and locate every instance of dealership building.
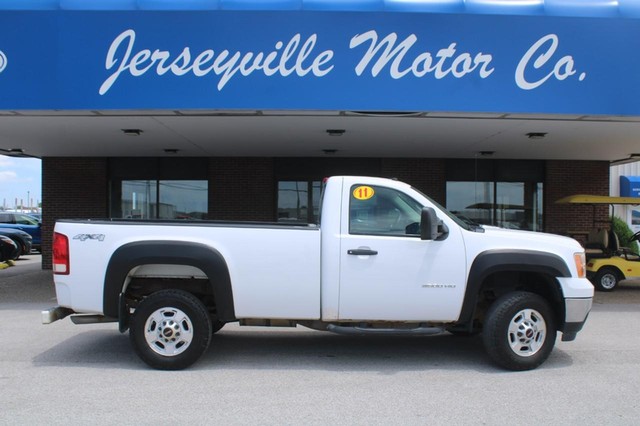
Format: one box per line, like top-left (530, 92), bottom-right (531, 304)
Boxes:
top-left (1, 0), bottom-right (639, 268)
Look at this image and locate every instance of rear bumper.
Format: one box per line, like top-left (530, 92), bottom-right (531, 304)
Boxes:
top-left (41, 306), bottom-right (74, 324)
top-left (42, 305), bottom-right (118, 326)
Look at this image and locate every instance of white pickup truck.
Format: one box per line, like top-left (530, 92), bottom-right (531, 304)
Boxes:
top-left (44, 176), bottom-right (593, 371)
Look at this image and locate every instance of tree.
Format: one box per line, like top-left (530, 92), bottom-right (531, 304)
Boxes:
top-left (612, 216), bottom-right (639, 255)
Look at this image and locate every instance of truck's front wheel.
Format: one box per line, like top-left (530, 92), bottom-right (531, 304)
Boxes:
top-left (482, 291), bottom-right (556, 371)
top-left (130, 289), bottom-right (212, 370)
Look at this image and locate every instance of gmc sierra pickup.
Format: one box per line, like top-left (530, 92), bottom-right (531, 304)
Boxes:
top-left (43, 176), bottom-right (593, 371)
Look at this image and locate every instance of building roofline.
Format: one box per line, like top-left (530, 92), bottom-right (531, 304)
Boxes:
top-left (1, 0), bottom-right (638, 19)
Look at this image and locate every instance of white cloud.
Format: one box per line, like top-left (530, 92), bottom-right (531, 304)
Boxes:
top-left (0, 156), bottom-right (14, 167)
top-left (0, 171), bottom-right (17, 183)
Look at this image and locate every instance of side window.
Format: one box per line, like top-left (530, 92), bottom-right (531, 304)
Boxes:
top-left (0, 213), bottom-right (12, 223)
top-left (349, 185), bottom-right (422, 236)
top-left (15, 214), bottom-right (39, 225)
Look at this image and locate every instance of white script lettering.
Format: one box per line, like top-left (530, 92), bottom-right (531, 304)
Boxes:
top-left (349, 30), bottom-right (494, 80)
top-left (99, 29), bottom-right (334, 94)
top-left (515, 34), bottom-right (585, 90)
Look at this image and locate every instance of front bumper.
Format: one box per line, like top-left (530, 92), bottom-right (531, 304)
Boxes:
top-left (560, 297), bottom-right (593, 341)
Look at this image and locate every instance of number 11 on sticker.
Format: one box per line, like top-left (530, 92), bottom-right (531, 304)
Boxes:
top-left (353, 186), bottom-right (375, 200)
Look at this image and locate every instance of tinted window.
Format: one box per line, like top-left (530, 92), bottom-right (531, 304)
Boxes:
top-left (446, 181), bottom-right (543, 231)
top-left (116, 180), bottom-right (207, 220)
top-left (277, 181), bottom-right (321, 223)
top-left (15, 214), bottom-right (39, 225)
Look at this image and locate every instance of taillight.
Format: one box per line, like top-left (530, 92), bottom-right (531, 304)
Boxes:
top-left (53, 232), bottom-right (70, 275)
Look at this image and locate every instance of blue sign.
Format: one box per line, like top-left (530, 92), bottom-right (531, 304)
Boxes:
top-left (0, 10), bottom-right (639, 114)
top-left (621, 176), bottom-right (640, 198)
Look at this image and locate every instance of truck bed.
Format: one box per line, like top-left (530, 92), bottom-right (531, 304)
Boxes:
top-left (54, 219), bottom-right (322, 319)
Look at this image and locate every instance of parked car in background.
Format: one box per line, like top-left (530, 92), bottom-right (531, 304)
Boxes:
top-left (0, 228), bottom-right (33, 258)
top-left (0, 235), bottom-right (19, 261)
top-left (28, 213), bottom-right (42, 222)
top-left (0, 212), bottom-right (41, 250)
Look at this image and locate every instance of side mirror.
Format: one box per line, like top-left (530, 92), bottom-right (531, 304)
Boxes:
top-left (420, 207), bottom-right (449, 241)
top-left (420, 207), bottom-right (439, 240)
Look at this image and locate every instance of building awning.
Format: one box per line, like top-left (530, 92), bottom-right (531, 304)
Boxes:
top-left (2, 0), bottom-right (640, 18)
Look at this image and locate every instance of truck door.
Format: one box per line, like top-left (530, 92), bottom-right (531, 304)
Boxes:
top-left (338, 183), bottom-right (467, 322)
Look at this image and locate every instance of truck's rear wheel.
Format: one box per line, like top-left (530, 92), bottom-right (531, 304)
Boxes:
top-left (130, 289), bottom-right (212, 370)
top-left (482, 291), bottom-right (556, 371)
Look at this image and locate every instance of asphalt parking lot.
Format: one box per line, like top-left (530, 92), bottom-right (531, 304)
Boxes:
top-left (2, 255), bottom-right (640, 425)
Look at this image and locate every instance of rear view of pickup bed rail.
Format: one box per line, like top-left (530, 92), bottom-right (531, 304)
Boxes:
top-left (44, 176), bottom-right (593, 371)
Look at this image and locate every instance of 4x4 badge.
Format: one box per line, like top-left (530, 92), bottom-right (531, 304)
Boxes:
top-left (73, 234), bottom-right (105, 242)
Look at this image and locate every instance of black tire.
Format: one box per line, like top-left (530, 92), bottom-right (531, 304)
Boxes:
top-left (130, 289), bottom-right (212, 370)
top-left (592, 267), bottom-right (621, 292)
top-left (482, 291), bottom-right (556, 371)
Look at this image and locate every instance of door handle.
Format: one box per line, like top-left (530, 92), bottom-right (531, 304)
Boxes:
top-left (348, 249), bottom-right (378, 256)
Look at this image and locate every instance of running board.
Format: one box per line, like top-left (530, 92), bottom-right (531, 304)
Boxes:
top-left (327, 324), bottom-right (444, 336)
top-left (70, 315), bottom-right (118, 325)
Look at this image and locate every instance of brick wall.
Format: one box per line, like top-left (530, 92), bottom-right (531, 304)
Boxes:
top-left (544, 160), bottom-right (610, 238)
top-left (41, 158), bottom-right (109, 269)
top-left (208, 158), bottom-right (275, 221)
top-left (381, 158), bottom-right (446, 205)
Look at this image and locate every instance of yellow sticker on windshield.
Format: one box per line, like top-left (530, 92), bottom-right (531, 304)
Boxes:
top-left (353, 186), bottom-right (375, 200)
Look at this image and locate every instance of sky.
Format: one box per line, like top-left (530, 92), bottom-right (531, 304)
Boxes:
top-left (0, 155), bottom-right (42, 210)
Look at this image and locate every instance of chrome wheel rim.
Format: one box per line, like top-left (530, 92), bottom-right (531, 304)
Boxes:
top-left (507, 308), bottom-right (546, 357)
top-left (144, 307), bottom-right (194, 357)
top-left (600, 272), bottom-right (617, 290)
